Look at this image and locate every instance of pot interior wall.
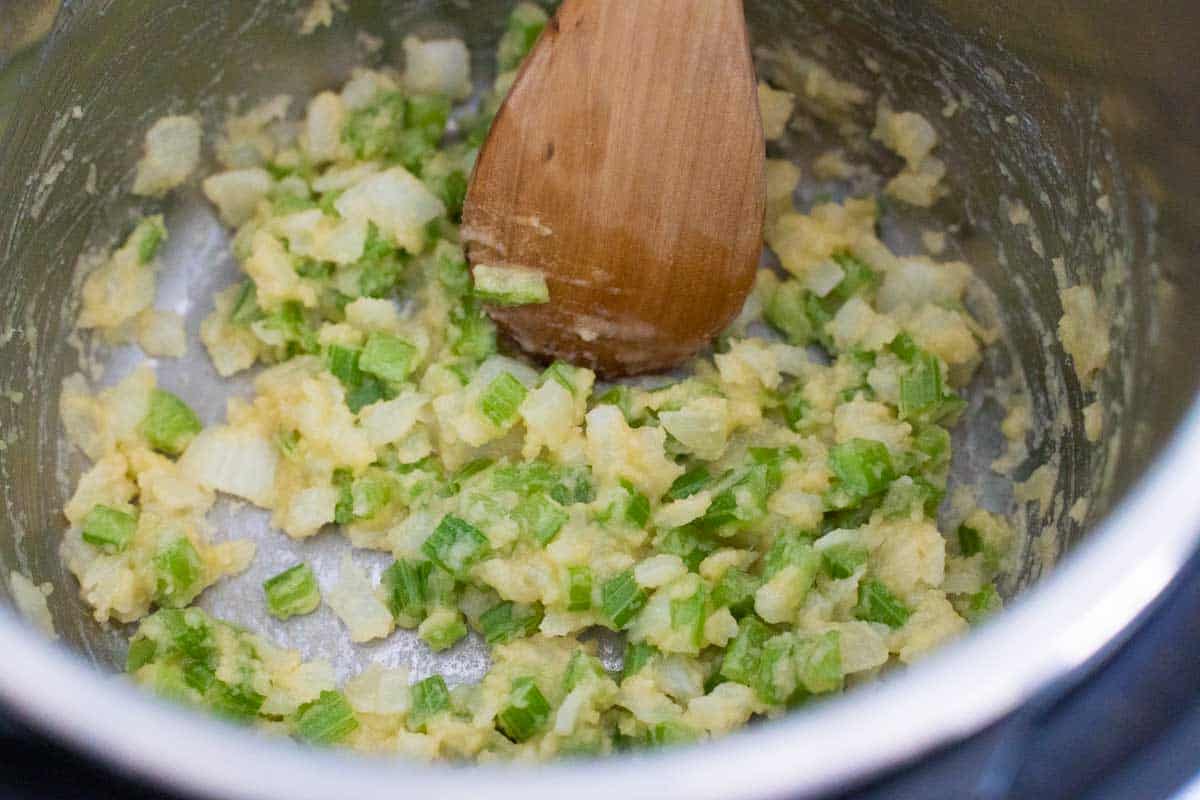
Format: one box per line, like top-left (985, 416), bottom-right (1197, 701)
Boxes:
top-left (0, 0), bottom-right (1189, 682)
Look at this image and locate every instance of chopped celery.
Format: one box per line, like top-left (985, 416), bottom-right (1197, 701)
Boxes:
top-left (479, 372), bottom-right (527, 426)
top-left (295, 690), bottom-right (358, 744)
top-left (513, 493), bottom-right (569, 545)
top-left (765, 279), bottom-right (813, 345)
top-left (621, 640), bottom-right (659, 680)
top-left (498, 2), bottom-right (549, 71)
top-left (140, 389), bottom-right (202, 456)
top-left (405, 94), bottom-right (451, 144)
top-left (154, 536), bottom-right (204, 608)
top-left (899, 351), bottom-right (944, 420)
top-left (262, 563), bottom-right (321, 620)
top-left (854, 579), bottom-right (911, 628)
top-left (720, 616), bottom-right (770, 686)
top-left (647, 720), bottom-right (699, 747)
top-left (342, 91), bottom-right (408, 161)
top-left (472, 264), bottom-right (550, 306)
top-left (435, 240), bottom-right (471, 295)
top-left (563, 650), bottom-right (606, 693)
top-left (820, 543), bottom-right (868, 579)
top-left (210, 681), bottom-right (266, 722)
top-left (596, 479), bottom-right (650, 528)
top-left (962, 583), bottom-right (1002, 623)
top-left (601, 570), bottom-right (646, 630)
top-left (828, 251), bottom-right (879, 304)
top-left (541, 360), bottom-right (578, 394)
top-left (408, 675), bottom-right (450, 731)
top-left (421, 514), bottom-right (490, 577)
top-left (229, 280), bottom-right (261, 324)
top-left (763, 530), bottom-right (819, 580)
top-left (958, 523), bottom-right (983, 556)
top-left (480, 601), bottom-right (543, 644)
top-left (666, 465), bottom-right (711, 501)
top-left (419, 609), bottom-right (468, 651)
top-left (382, 559), bottom-right (432, 626)
top-left (449, 299), bottom-right (498, 361)
top-left (81, 504), bottom-right (137, 554)
top-left (828, 438), bottom-right (896, 499)
top-left (754, 634), bottom-right (797, 705)
top-left (496, 677), bottom-right (551, 742)
top-left (656, 525), bottom-right (718, 572)
top-left (566, 565), bottom-right (593, 611)
top-left (136, 216), bottom-right (167, 264)
top-left (669, 587), bottom-right (707, 649)
top-left (359, 333), bottom-right (417, 382)
top-left (712, 568), bottom-right (760, 617)
top-left (594, 384), bottom-right (635, 424)
top-left (794, 631), bottom-right (842, 694)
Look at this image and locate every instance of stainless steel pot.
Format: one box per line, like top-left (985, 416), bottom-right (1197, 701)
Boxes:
top-left (0, 1), bottom-right (1198, 798)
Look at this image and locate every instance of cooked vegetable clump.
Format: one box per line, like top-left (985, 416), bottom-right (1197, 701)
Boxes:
top-left (61, 1), bottom-right (1014, 761)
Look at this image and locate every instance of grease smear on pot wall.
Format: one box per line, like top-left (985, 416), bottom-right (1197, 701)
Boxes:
top-left (48, 2), bottom-right (1023, 760)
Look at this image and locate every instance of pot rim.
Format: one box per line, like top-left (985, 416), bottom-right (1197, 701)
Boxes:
top-left (2, 402), bottom-right (1198, 800)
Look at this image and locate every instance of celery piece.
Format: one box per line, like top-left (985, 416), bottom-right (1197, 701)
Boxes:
top-left (405, 94), bottom-right (451, 145)
top-left (479, 601), bottom-right (543, 644)
top-left (899, 351), bottom-right (944, 420)
top-left (828, 438), bottom-right (895, 499)
top-left (669, 587), bottom-right (707, 649)
top-left (472, 264), bottom-right (550, 306)
top-left (712, 568), bottom-right (760, 618)
top-left (720, 616), bottom-right (770, 686)
top-left (408, 675), bottom-right (450, 732)
top-left (82, 504), bottom-right (137, 554)
top-left (496, 677), bottom-right (551, 742)
top-left (435, 240), bottom-right (471, 295)
top-left (342, 91), bottom-right (407, 161)
top-left (763, 530), bottom-right (818, 580)
top-left (601, 570), bottom-right (647, 630)
top-left (647, 721), bottom-right (699, 748)
top-left (381, 559), bottom-right (432, 627)
top-left (359, 333), bottom-right (417, 383)
top-left (514, 493), bottom-right (569, 545)
top-left (621, 640), bottom-right (659, 681)
top-left (765, 279), bottom-right (813, 345)
top-left (421, 515), bottom-right (490, 578)
top-left (498, 2), bottom-right (549, 71)
top-left (563, 650), bottom-right (606, 693)
top-left (566, 565), bottom-right (593, 611)
top-left (294, 690), bottom-right (358, 744)
top-left (820, 543), bottom-right (868, 579)
top-left (262, 563), bottom-right (321, 620)
top-left (140, 389), bottom-right (202, 456)
top-left (153, 536), bottom-right (204, 608)
top-left (418, 609), bottom-right (468, 652)
top-left (963, 583), bottom-right (1002, 624)
top-left (229, 280), bottom-right (261, 324)
top-left (958, 523), bottom-right (983, 556)
top-left (479, 372), bottom-right (527, 427)
top-left (209, 680), bottom-right (266, 723)
top-left (136, 216), bottom-right (167, 264)
top-left (794, 631), bottom-right (842, 694)
top-left (854, 579), bottom-right (911, 628)
top-left (666, 465), bottom-right (711, 501)
top-left (657, 525), bottom-right (718, 573)
top-left (753, 634), bottom-right (798, 705)
top-left (449, 298), bottom-right (498, 361)
top-left (541, 360), bottom-right (578, 394)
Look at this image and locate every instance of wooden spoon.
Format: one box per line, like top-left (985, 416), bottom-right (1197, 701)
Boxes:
top-left (462, 0), bottom-right (765, 377)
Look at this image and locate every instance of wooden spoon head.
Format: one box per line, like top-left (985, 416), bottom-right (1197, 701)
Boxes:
top-left (463, 0), bottom-right (765, 378)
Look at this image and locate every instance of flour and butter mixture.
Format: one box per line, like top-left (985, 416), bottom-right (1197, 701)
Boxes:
top-left (55, 3), bottom-right (1015, 760)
